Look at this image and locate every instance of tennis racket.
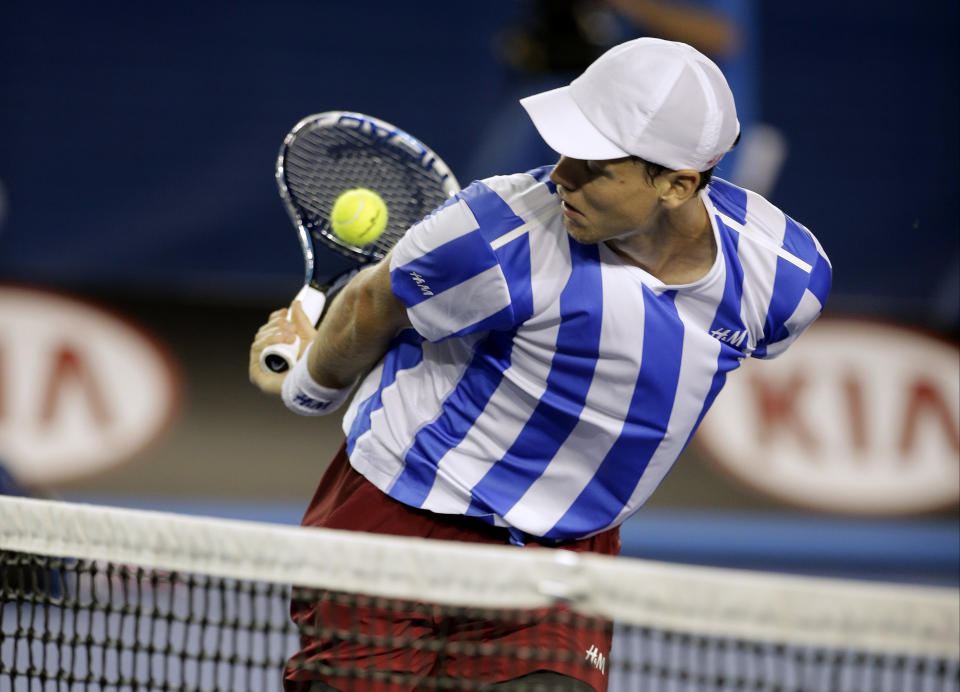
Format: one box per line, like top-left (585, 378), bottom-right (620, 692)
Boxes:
top-left (259, 111), bottom-right (461, 373)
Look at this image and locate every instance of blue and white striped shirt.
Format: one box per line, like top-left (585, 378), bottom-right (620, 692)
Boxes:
top-left (342, 167), bottom-right (831, 542)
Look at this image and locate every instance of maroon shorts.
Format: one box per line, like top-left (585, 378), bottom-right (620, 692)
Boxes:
top-left (284, 442), bottom-right (620, 692)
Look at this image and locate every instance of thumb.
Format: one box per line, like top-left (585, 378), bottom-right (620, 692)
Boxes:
top-left (289, 300), bottom-right (317, 339)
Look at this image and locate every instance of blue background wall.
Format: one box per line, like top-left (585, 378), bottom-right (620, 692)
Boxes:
top-left (1, 1), bottom-right (957, 585)
top-left (0, 3), bottom-right (520, 291)
top-left (758, 2), bottom-right (959, 323)
top-left (2, 1), bottom-right (957, 323)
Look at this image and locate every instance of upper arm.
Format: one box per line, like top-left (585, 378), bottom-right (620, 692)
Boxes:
top-left (751, 223), bottom-right (832, 360)
top-left (351, 253), bottom-right (412, 339)
top-left (388, 179), bottom-right (537, 342)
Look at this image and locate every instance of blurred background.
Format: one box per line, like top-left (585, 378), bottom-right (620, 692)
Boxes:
top-left (1, 1), bottom-right (957, 586)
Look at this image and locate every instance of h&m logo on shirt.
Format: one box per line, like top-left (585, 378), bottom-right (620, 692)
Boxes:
top-left (409, 272), bottom-right (434, 297)
top-left (710, 327), bottom-right (747, 347)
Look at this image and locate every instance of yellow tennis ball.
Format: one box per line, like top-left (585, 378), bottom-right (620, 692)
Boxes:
top-left (330, 188), bottom-right (388, 246)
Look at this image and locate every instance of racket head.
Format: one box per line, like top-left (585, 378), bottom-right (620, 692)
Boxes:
top-left (276, 111), bottom-right (461, 287)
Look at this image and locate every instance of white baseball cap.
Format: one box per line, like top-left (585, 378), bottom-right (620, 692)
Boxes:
top-left (520, 37), bottom-right (740, 172)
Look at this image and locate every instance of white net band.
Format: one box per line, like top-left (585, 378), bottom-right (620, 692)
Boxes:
top-left (2, 495), bottom-right (956, 660)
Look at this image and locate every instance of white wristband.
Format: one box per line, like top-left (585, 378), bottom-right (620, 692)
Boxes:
top-left (281, 344), bottom-right (356, 416)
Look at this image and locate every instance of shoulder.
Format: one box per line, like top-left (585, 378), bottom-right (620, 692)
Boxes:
top-left (396, 166), bottom-right (563, 262)
top-left (391, 166), bottom-right (559, 267)
top-left (456, 166), bottom-right (559, 239)
top-left (706, 178), bottom-right (832, 359)
top-left (707, 177), bottom-right (829, 276)
top-left (478, 165), bottom-right (556, 203)
top-left (387, 168), bottom-right (559, 341)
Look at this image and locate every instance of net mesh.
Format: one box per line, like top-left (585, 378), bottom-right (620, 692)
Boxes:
top-left (2, 496), bottom-right (957, 691)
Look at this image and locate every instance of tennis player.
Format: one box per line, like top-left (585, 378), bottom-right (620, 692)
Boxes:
top-left (250, 37), bottom-right (831, 692)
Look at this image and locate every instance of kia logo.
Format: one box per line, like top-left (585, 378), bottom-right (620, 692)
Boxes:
top-left (695, 318), bottom-right (959, 515)
top-left (0, 286), bottom-right (180, 485)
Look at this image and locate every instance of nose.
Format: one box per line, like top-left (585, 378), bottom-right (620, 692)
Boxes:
top-left (549, 156), bottom-right (584, 191)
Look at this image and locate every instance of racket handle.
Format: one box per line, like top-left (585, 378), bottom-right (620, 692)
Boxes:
top-left (293, 284), bottom-right (328, 325)
top-left (259, 285), bottom-right (328, 374)
top-left (260, 340), bottom-right (300, 374)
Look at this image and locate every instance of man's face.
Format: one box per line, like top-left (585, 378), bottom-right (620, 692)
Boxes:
top-left (548, 156), bottom-right (661, 245)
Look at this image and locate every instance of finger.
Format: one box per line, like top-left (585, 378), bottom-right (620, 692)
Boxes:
top-left (252, 332), bottom-right (293, 350)
top-left (263, 308), bottom-right (288, 325)
top-left (256, 318), bottom-right (296, 336)
top-left (254, 317), bottom-right (298, 341)
top-left (252, 329), bottom-right (296, 350)
top-left (253, 313), bottom-right (292, 345)
top-left (265, 312), bottom-right (292, 329)
top-left (289, 300), bottom-right (317, 336)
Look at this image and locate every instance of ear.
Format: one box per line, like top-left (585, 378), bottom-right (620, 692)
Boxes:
top-left (658, 170), bottom-right (701, 208)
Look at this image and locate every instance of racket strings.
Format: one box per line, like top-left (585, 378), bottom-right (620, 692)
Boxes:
top-left (282, 125), bottom-right (453, 262)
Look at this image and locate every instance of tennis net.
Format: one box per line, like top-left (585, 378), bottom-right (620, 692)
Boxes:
top-left (1, 495), bottom-right (957, 691)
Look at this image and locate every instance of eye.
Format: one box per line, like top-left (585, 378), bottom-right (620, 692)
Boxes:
top-left (586, 160), bottom-right (614, 178)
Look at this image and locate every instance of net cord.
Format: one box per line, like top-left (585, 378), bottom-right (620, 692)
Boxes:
top-left (1, 495), bottom-right (956, 659)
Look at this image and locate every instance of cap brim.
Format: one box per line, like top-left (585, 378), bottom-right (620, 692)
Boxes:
top-left (520, 86), bottom-right (629, 160)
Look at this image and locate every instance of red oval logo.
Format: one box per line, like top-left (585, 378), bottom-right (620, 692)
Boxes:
top-left (0, 286), bottom-right (180, 484)
top-left (695, 318), bottom-right (959, 514)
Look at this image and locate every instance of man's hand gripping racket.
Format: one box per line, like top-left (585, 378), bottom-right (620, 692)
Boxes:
top-left (258, 111), bottom-right (460, 374)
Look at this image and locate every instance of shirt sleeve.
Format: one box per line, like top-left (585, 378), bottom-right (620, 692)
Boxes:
top-left (388, 179), bottom-right (532, 342)
top-left (753, 227), bottom-right (832, 360)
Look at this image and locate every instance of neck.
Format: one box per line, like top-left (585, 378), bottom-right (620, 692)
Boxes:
top-left (607, 195), bottom-right (715, 285)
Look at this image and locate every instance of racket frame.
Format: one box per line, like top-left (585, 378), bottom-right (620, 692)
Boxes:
top-left (259, 111), bottom-right (460, 373)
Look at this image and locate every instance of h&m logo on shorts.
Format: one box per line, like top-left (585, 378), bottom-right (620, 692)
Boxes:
top-left (584, 644), bottom-right (606, 674)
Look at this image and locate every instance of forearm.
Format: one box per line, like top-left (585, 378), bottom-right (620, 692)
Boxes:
top-left (306, 261), bottom-right (409, 389)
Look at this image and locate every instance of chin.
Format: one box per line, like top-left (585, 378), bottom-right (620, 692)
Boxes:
top-left (563, 223), bottom-right (602, 245)
top-left (560, 217), bottom-right (591, 242)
